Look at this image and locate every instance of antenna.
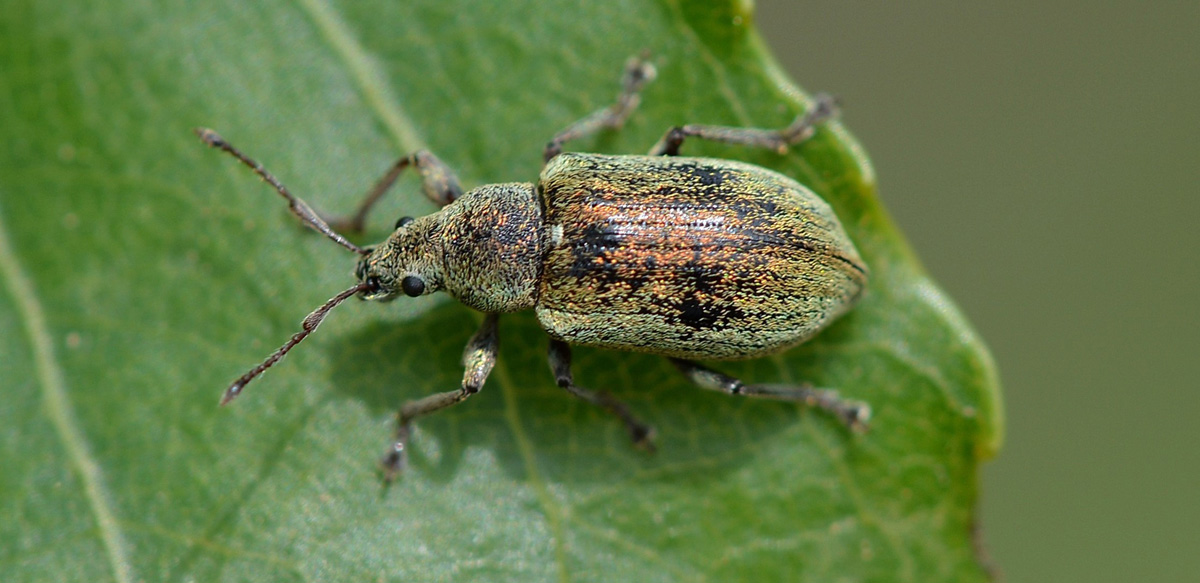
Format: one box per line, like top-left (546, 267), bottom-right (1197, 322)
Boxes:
top-left (195, 128), bottom-right (369, 256)
top-left (220, 282), bottom-right (370, 405)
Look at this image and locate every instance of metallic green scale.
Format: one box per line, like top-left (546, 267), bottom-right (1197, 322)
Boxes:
top-left (536, 152), bottom-right (867, 360)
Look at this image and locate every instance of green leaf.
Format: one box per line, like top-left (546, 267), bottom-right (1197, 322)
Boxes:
top-left (0, 0), bottom-right (1002, 581)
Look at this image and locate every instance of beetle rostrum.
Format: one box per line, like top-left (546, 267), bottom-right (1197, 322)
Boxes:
top-left (198, 55), bottom-right (870, 480)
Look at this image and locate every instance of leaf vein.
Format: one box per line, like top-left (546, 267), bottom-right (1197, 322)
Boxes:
top-left (492, 359), bottom-right (572, 582)
top-left (0, 209), bottom-right (135, 583)
top-left (292, 0), bottom-right (426, 153)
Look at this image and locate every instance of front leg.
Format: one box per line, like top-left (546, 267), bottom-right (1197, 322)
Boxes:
top-left (329, 150), bottom-right (464, 234)
top-left (381, 313), bottom-right (499, 480)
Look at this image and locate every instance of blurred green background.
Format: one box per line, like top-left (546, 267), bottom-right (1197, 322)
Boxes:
top-left (757, 1), bottom-right (1199, 581)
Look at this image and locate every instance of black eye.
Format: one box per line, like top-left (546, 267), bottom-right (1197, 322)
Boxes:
top-left (365, 275), bottom-right (381, 292)
top-left (401, 275), bottom-right (425, 297)
top-left (395, 216), bottom-right (414, 229)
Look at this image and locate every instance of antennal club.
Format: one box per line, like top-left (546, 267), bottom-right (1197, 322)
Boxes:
top-left (195, 128), bottom-right (369, 256)
top-left (221, 282), bottom-right (369, 405)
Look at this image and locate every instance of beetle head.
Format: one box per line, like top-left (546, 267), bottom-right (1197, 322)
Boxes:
top-left (354, 214), bottom-right (444, 303)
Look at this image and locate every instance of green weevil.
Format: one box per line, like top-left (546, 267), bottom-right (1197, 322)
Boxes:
top-left (198, 55), bottom-right (869, 478)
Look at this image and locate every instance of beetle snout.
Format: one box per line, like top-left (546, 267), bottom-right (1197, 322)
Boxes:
top-left (357, 274), bottom-right (400, 302)
top-left (353, 259), bottom-right (398, 302)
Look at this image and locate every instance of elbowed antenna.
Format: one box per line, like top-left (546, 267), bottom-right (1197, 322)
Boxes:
top-left (195, 128), bottom-right (369, 256)
top-left (220, 282), bottom-right (370, 405)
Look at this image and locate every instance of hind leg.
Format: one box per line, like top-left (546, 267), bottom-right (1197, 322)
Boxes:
top-left (669, 357), bottom-right (869, 431)
top-left (649, 93), bottom-right (839, 156)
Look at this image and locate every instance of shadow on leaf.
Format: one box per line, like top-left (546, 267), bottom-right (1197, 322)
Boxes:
top-left (325, 300), bottom-right (870, 487)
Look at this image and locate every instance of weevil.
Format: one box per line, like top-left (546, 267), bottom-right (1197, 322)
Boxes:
top-left (198, 55), bottom-right (870, 479)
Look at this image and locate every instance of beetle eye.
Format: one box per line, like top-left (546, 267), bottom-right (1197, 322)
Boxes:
top-left (401, 275), bottom-right (425, 297)
top-left (364, 275), bottom-right (381, 292)
top-left (395, 216), bottom-right (414, 229)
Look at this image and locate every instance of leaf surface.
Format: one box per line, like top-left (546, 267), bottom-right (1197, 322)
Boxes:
top-left (0, 0), bottom-right (1001, 581)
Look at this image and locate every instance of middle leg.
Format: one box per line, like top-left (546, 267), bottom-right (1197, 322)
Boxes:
top-left (548, 339), bottom-right (656, 450)
top-left (543, 54), bottom-right (658, 164)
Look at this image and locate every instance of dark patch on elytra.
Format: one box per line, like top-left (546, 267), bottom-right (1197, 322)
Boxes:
top-left (667, 294), bottom-right (748, 330)
top-left (675, 296), bottom-right (718, 329)
top-left (672, 161), bottom-right (726, 187)
top-left (567, 222), bottom-right (625, 286)
top-left (622, 273), bottom-right (650, 293)
top-left (650, 262), bottom-right (747, 330)
top-left (684, 261), bottom-right (722, 295)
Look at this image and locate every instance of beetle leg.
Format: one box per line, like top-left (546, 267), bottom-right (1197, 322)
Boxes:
top-left (380, 313), bottom-right (499, 480)
top-left (548, 339), bottom-right (657, 451)
top-left (543, 53), bottom-right (657, 164)
top-left (669, 358), bottom-right (870, 432)
top-left (326, 150), bottom-right (464, 234)
top-left (648, 93), bottom-right (839, 157)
